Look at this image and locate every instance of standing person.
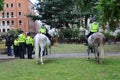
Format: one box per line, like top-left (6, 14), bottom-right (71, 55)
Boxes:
top-left (18, 31), bottom-right (26, 58)
top-left (5, 33), bottom-right (13, 56)
top-left (26, 32), bottom-right (34, 59)
top-left (13, 36), bottom-right (19, 57)
top-left (85, 18), bottom-right (99, 45)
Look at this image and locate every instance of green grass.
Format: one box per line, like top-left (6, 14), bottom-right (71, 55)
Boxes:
top-left (51, 43), bottom-right (120, 53)
top-left (0, 57), bottom-right (120, 80)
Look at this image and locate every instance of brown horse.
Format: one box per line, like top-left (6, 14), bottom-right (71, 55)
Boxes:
top-left (87, 32), bottom-right (105, 63)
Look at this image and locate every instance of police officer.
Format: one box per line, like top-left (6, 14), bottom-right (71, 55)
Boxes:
top-left (40, 23), bottom-right (46, 34)
top-left (40, 23), bottom-right (54, 46)
top-left (85, 18), bottom-right (99, 45)
top-left (13, 36), bottom-right (19, 57)
top-left (18, 31), bottom-right (26, 58)
top-left (26, 32), bottom-right (34, 59)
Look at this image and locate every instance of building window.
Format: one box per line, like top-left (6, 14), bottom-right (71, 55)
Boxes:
top-left (3, 29), bottom-right (5, 32)
top-left (11, 12), bottom-right (14, 18)
top-left (6, 12), bottom-right (9, 18)
top-left (18, 3), bottom-right (21, 7)
top-left (18, 12), bottom-right (22, 16)
top-left (19, 20), bottom-right (22, 25)
top-left (6, 4), bottom-right (9, 8)
top-left (7, 29), bottom-right (10, 32)
top-left (7, 21), bottom-right (10, 26)
top-left (2, 12), bottom-right (4, 18)
top-left (2, 21), bottom-right (5, 26)
top-left (11, 20), bottom-right (14, 25)
top-left (11, 3), bottom-right (13, 7)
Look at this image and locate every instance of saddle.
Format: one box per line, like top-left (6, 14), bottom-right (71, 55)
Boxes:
top-left (43, 33), bottom-right (54, 46)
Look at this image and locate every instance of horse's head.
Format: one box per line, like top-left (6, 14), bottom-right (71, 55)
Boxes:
top-left (48, 28), bottom-right (58, 37)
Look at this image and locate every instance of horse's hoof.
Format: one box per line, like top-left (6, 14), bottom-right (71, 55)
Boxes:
top-left (86, 58), bottom-right (90, 61)
top-left (41, 62), bottom-right (44, 65)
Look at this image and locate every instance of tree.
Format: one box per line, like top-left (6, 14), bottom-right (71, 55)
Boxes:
top-left (28, 0), bottom-right (79, 28)
top-left (0, 0), bottom-right (4, 11)
top-left (96, 0), bottom-right (120, 30)
top-left (76, 0), bottom-right (98, 27)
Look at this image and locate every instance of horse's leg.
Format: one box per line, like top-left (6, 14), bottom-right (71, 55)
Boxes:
top-left (46, 48), bottom-right (48, 55)
top-left (44, 48), bottom-right (48, 55)
top-left (96, 47), bottom-right (100, 63)
top-left (94, 47), bottom-right (97, 60)
top-left (95, 46), bottom-right (101, 64)
top-left (87, 46), bottom-right (90, 60)
top-left (43, 49), bottom-right (45, 56)
top-left (49, 46), bottom-right (51, 54)
top-left (40, 46), bottom-right (44, 65)
top-left (35, 43), bottom-right (40, 64)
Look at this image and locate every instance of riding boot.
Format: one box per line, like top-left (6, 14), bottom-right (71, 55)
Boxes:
top-left (50, 37), bottom-right (54, 46)
top-left (84, 38), bottom-right (88, 46)
top-left (45, 33), bottom-right (54, 46)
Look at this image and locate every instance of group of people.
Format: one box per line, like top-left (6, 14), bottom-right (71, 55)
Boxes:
top-left (5, 31), bottom-right (34, 59)
top-left (5, 23), bottom-right (54, 59)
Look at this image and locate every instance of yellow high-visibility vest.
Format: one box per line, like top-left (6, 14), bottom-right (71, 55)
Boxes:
top-left (26, 36), bottom-right (34, 46)
top-left (14, 39), bottom-right (19, 46)
top-left (18, 34), bottom-right (26, 43)
top-left (90, 22), bottom-right (99, 32)
top-left (40, 28), bottom-right (46, 34)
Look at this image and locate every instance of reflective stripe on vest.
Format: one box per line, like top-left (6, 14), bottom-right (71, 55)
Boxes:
top-left (90, 23), bottom-right (99, 32)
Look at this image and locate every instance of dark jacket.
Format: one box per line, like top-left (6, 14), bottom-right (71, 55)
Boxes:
top-left (5, 35), bottom-right (13, 46)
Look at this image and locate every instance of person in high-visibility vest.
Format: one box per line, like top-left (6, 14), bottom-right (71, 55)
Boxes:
top-left (26, 32), bottom-right (34, 59)
top-left (40, 23), bottom-right (47, 34)
top-left (40, 23), bottom-right (54, 46)
top-left (13, 36), bottom-right (19, 57)
top-left (18, 30), bottom-right (26, 58)
top-left (85, 18), bottom-right (99, 46)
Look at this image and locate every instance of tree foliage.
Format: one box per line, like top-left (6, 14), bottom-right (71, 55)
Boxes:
top-left (96, 0), bottom-right (120, 30)
top-left (28, 0), bottom-right (80, 28)
top-left (0, 0), bottom-right (4, 11)
top-left (76, 0), bottom-right (98, 27)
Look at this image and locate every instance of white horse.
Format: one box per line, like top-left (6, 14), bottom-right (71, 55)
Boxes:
top-left (34, 28), bottom-right (58, 64)
top-left (87, 32), bottom-right (105, 63)
top-left (113, 29), bottom-right (120, 44)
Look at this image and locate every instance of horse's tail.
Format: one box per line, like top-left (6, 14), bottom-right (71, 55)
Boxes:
top-left (34, 38), bottom-right (39, 59)
top-left (99, 36), bottom-right (105, 58)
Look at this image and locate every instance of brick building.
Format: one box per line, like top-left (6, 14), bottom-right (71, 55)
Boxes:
top-left (0, 0), bottom-right (37, 34)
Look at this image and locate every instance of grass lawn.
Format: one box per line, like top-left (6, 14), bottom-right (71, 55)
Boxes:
top-left (0, 57), bottom-right (120, 80)
top-left (51, 43), bottom-right (120, 53)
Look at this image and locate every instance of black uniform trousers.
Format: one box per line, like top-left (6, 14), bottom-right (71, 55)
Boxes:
top-left (26, 44), bottom-right (33, 59)
top-left (19, 42), bottom-right (26, 58)
top-left (13, 45), bottom-right (19, 57)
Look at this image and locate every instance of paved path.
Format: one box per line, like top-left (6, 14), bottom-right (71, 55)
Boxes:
top-left (0, 52), bottom-right (120, 59)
